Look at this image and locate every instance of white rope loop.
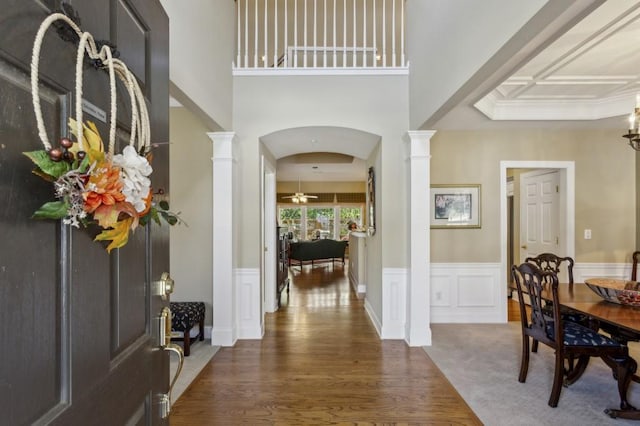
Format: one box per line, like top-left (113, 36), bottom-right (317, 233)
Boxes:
top-left (100, 45), bottom-right (117, 156)
top-left (31, 13), bottom-right (83, 150)
top-left (74, 30), bottom-right (92, 151)
top-left (31, 12), bottom-right (149, 156)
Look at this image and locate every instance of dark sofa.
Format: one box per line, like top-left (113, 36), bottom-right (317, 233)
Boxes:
top-left (288, 239), bottom-right (348, 268)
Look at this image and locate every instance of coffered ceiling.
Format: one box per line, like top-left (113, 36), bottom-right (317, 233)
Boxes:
top-left (475, 0), bottom-right (640, 122)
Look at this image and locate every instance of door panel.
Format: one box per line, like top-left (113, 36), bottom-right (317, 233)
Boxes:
top-left (520, 170), bottom-right (560, 262)
top-left (0, 1), bottom-right (170, 424)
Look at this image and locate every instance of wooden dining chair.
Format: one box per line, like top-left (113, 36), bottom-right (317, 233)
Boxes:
top-left (524, 252), bottom-right (574, 288)
top-left (632, 251), bottom-right (640, 281)
top-left (524, 253), bottom-right (589, 355)
top-left (511, 262), bottom-right (636, 408)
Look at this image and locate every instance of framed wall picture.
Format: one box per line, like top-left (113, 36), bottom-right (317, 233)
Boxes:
top-left (430, 184), bottom-right (481, 229)
top-left (367, 166), bottom-right (376, 235)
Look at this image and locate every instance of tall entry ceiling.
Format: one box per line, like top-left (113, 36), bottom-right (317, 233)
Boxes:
top-left (272, 2), bottom-right (640, 180)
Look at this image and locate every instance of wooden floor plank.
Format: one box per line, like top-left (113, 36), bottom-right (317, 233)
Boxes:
top-left (170, 264), bottom-right (482, 425)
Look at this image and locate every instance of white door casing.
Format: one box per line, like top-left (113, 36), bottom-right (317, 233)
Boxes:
top-left (262, 156), bottom-right (278, 313)
top-left (500, 161), bottom-right (575, 323)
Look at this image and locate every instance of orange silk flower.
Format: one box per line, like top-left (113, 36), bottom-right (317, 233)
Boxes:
top-left (83, 162), bottom-right (126, 214)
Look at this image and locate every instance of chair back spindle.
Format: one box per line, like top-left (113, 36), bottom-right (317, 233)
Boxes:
top-left (525, 253), bottom-right (574, 288)
top-left (632, 251), bottom-right (640, 281)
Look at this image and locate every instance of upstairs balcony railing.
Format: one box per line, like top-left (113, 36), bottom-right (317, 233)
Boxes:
top-left (234, 0), bottom-right (407, 72)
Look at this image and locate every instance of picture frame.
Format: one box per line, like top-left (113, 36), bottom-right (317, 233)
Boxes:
top-left (367, 166), bottom-right (376, 235)
top-left (430, 184), bottom-right (481, 229)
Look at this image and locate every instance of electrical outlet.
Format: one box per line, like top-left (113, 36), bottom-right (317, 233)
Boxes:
top-left (584, 229), bottom-right (592, 240)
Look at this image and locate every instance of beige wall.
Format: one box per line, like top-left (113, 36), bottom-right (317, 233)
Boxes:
top-left (233, 74), bottom-right (410, 269)
top-left (161, 0), bottom-right (234, 129)
top-left (169, 107), bottom-right (214, 323)
top-left (431, 129), bottom-right (636, 264)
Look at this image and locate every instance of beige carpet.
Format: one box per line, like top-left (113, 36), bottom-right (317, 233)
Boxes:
top-left (424, 322), bottom-right (640, 426)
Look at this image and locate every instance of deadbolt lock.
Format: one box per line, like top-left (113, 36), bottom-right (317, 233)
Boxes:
top-left (153, 272), bottom-right (175, 299)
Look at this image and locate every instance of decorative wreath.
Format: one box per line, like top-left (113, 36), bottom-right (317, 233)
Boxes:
top-left (25, 12), bottom-right (181, 252)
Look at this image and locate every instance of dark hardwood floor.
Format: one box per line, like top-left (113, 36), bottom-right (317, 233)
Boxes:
top-left (170, 263), bottom-right (483, 425)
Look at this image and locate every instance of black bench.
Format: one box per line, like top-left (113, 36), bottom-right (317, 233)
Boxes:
top-left (170, 301), bottom-right (205, 356)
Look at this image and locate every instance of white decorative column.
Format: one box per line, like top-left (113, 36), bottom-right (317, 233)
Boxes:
top-left (209, 132), bottom-right (237, 346)
top-left (405, 130), bottom-right (435, 346)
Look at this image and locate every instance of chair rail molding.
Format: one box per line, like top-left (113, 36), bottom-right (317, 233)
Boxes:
top-left (574, 263), bottom-right (633, 283)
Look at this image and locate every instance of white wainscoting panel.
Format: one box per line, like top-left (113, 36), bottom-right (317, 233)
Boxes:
top-left (235, 268), bottom-right (263, 339)
top-left (574, 263), bottom-right (632, 283)
top-left (430, 263), bottom-right (503, 323)
top-left (381, 268), bottom-right (407, 339)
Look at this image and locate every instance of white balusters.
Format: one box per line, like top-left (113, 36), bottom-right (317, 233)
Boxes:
top-left (382, 0), bottom-right (386, 67)
top-left (244, 0), bottom-right (248, 67)
top-left (323, 0), bottom-right (327, 67)
top-left (363, 0), bottom-right (367, 67)
top-left (254, 0), bottom-right (258, 67)
top-left (342, 0), bottom-right (347, 66)
top-left (392, 0), bottom-right (396, 67)
top-left (332, 0), bottom-right (337, 67)
top-left (264, 0), bottom-right (268, 68)
top-left (372, 0), bottom-right (376, 68)
top-left (352, 0), bottom-right (356, 67)
top-left (234, 0), bottom-right (406, 70)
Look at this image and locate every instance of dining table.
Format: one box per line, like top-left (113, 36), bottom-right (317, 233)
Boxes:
top-left (514, 280), bottom-right (640, 420)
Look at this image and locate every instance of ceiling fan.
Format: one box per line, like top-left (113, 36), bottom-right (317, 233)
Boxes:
top-left (282, 179), bottom-right (317, 203)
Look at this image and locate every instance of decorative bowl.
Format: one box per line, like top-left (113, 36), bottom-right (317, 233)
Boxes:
top-left (584, 278), bottom-right (640, 307)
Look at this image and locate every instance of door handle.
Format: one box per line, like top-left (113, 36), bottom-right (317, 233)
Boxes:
top-left (521, 245), bottom-right (527, 249)
top-left (158, 306), bottom-right (184, 414)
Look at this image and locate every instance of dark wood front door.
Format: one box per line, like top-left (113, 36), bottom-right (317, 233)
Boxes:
top-left (0, 1), bottom-right (170, 424)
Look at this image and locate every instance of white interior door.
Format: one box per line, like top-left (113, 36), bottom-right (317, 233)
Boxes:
top-left (519, 169), bottom-right (561, 262)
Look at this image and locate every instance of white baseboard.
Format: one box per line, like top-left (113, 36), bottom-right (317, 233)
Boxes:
top-left (364, 298), bottom-right (382, 338)
top-left (211, 328), bottom-right (236, 347)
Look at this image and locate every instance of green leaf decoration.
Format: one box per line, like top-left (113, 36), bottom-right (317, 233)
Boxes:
top-left (72, 154), bottom-right (91, 172)
top-left (24, 150), bottom-right (71, 178)
top-left (146, 207), bottom-right (161, 225)
top-left (158, 200), bottom-right (170, 211)
top-left (32, 201), bottom-right (69, 220)
top-left (159, 210), bottom-right (178, 225)
top-left (31, 168), bottom-right (56, 182)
